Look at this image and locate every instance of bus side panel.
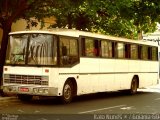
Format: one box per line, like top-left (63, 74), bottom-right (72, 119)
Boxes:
top-left (49, 68), bottom-right (59, 95)
top-left (3, 66), bottom-right (44, 76)
top-left (127, 60), bottom-right (141, 89)
top-left (150, 61), bottom-right (159, 85)
top-left (58, 65), bottom-right (80, 96)
top-left (99, 59), bottom-right (115, 91)
top-left (114, 59), bottom-right (130, 90)
top-left (128, 60), bottom-right (140, 72)
top-left (138, 61), bottom-right (159, 88)
top-left (78, 58), bottom-right (100, 95)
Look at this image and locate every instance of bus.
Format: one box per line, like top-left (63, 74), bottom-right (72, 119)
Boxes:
top-left (2, 29), bottom-right (159, 103)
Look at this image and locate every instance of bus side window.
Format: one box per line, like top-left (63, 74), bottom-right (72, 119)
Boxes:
top-left (61, 45), bottom-right (69, 65)
top-left (59, 36), bottom-right (79, 66)
top-left (85, 38), bottom-right (95, 57)
top-left (62, 46), bottom-right (67, 56)
top-left (142, 45), bottom-right (148, 60)
top-left (82, 37), bottom-right (100, 57)
top-left (130, 44), bottom-right (138, 59)
top-left (101, 40), bottom-right (113, 58)
top-left (116, 42), bottom-right (124, 59)
top-left (152, 47), bottom-right (158, 61)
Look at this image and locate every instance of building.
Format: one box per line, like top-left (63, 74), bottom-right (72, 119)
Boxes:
top-left (0, 17), bottom-right (56, 49)
top-left (143, 24), bottom-right (160, 45)
top-left (143, 25), bottom-right (160, 77)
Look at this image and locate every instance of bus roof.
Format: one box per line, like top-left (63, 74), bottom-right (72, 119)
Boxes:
top-left (9, 29), bottom-right (158, 46)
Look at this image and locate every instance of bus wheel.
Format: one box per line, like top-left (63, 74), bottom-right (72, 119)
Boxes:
top-left (61, 81), bottom-right (73, 104)
top-left (130, 77), bottom-right (138, 94)
top-left (17, 94), bottom-right (33, 101)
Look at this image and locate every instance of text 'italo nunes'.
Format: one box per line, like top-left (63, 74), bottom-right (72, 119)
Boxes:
top-left (94, 114), bottom-right (160, 120)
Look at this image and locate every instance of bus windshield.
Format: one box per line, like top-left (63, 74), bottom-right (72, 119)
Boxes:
top-left (5, 34), bottom-right (57, 66)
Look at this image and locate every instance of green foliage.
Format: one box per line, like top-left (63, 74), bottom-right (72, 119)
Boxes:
top-left (50, 0), bottom-right (160, 39)
top-left (118, 0), bottom-right (160, 38)
top-left (1, 0), bottom-right (160, 39)
top-left (88, 0), bottom-right (160, 39)
top-left (50, 0), bottom-right (90, 30)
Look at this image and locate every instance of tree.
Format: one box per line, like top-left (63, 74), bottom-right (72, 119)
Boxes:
top-left (50, 0), bottom-right (90, 30)
top-left (0, 0), bottom-right (59, 87)
top-left (86, 0), bottom-right (160, 39)
top-left (51, 0), bottom-right (160, 39)
top-left (118, 0), bottom-right (160, 39)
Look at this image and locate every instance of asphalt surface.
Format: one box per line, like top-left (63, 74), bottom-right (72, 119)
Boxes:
top-left (0, 85), bottom-right (160, 120)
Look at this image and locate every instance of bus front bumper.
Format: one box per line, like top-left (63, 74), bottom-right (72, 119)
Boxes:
top-left (2, 85), bottom-right (58, 96)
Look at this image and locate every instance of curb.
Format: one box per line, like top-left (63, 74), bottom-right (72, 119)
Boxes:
top-left (138, 84), bottom-right (160, 93)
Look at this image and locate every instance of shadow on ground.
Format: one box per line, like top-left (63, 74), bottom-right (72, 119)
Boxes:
top-left (20, 91), bottom-right (154, 105)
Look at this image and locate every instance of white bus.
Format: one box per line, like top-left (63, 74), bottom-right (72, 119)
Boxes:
top-left (3, 29), bottom-right (159, 103)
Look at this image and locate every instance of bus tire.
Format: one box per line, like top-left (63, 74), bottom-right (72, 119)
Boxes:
top-left (17, 94), bottom-right (33, 101)
top-left (60, 80), bottom-right (73, 104)
top-left (130, 77), bottom-right (138, 94)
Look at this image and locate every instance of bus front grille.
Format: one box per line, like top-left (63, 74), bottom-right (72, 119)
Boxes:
top-left (3, 74), bottom-right (48, 86)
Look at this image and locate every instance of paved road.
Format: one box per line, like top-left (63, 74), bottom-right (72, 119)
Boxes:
top-left (0, 91), bottom-right (160, 114)
top-left (0, 87), bottom-right (160, 120)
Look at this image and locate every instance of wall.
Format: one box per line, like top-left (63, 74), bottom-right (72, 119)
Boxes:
top-left (12, 17), bottom-right (56, 31)
top-left (0, 16), bottom-right (56, 49)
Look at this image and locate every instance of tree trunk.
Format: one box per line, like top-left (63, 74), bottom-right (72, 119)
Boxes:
top-left (0, 22), bottom-right (11, 86)
top-left (138, 30), bottom-right (143, 40)
top-left (67, 13), bottom-right (72, 29)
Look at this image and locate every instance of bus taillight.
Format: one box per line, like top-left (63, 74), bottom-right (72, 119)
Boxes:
top-left (45, 69), bottom-right (49, 73)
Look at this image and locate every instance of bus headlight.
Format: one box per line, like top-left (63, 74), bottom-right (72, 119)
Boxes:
top-left (33, 88), bottom-right (49, 94)
top-left (3, 86), bottom-right (17, 92)
top-left (33, 88), bottom-right (38, 93)
top-left (11, 87), bottom-right (17, 92)
top-left (38, 88), bottom-right (43, 93)
top-left (44, 89), bottom-right (49, 94)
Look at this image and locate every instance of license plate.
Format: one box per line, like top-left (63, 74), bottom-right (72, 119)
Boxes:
top-left (19, 87), bottom-right (29, 92)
